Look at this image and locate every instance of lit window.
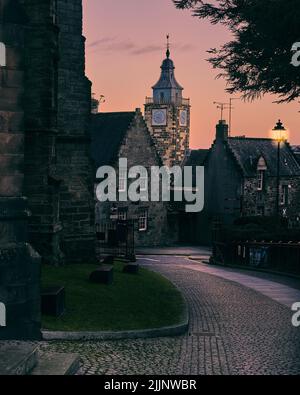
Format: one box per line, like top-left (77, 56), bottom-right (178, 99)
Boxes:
top-left (119, 168), bottom-right (127, 192)
top-left (118, 208), bottom-right (127, 221)
top-left (138, 209), bottom-right (148, 232)
top-left (0, 43), bottom-right (6, 67)
top-left (257, 170), bottom-right (265, 191)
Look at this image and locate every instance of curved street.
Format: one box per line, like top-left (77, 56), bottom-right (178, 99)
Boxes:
top-left (40, 255), bottom-right (300, 375)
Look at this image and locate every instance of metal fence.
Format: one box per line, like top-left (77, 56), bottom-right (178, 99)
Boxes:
top-left (213, 241), bottom-right (300, 275)
top-left (96, 220), bottom-right (135, 261)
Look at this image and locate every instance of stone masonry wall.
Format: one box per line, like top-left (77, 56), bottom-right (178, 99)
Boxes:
top-left (144, 103), bottom-right (190, 167)
top-left (21, 0), bottom-right (63, 264)
top-left (243, 176), bottom-right (300, 223)
top-left (56, 0), bottom-right (95, 262)
top-left (0, 0), bottom-right (41, 340)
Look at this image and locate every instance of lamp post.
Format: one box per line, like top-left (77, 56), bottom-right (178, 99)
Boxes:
top-left (273, 120), bottom-right (287, 219)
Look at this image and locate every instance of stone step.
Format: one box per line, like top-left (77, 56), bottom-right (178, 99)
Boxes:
top-left (0, 343), bottom-right (38, 375)
top-left (30, 353), bottom-right (80, 376)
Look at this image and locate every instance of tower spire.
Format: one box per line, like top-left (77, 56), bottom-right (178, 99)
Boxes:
top-left (166, 34), bottom-right (170, 59)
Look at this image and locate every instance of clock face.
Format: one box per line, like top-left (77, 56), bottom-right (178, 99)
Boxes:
top-left (179, 110), bottom-right (188, 127)
top-left (152, 109), bottom-right (167, 126)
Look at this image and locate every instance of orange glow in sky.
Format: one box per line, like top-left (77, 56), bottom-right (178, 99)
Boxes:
top-left (83, 0), bottom-right (300, 148)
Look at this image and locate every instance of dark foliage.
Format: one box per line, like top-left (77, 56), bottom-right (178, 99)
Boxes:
top-left (173, 0), bottom-right (300, 103)
top-left (222, 216), bottom-right (300, 242)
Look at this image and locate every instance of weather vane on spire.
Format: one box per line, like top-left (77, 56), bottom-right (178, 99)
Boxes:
top-left (166, 34), bottom-right (170, 58)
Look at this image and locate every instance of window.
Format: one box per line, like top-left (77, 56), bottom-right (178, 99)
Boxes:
top-left (160, 92), bottom-right (165, 103)
top-left (138, 209), bottom-right (148, 232)
top-left (119, 168), bottom-right (127, 192)
top-left (257, 170), bottom-right (265, 191)
top-left (118, 208), bottom-right (127, 221)
top-left (281, 185), bottom-right (289, 206)
top-left (0, 43), bottom-right (6, 67)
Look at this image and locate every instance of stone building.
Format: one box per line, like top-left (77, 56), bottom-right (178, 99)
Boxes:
top-left (196, 120), bottom-right (300, 244)
top-left (91, 110), bottom-right (178, 247)
top-left (0, 0), bottom-right (94, 339)
top-left (90, 45), bottom-right (192, 248)
top-left (0, 0), bottom-right (41, 340)
top-left (144, 44), bottom-right (190, 167)
top-left (20, 0), bottom-right (94, 264)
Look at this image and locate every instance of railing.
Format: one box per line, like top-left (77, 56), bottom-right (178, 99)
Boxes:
top-left (145, 97), bottom-right (190, 106)
top-left (96, 220), bottom-right (135, 261)
top-left (212, 240), bottom-right (300, 275)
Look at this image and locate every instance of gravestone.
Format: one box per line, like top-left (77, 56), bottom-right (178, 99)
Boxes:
top-left (41, 286), bottom-right (66, 317)
top-left (89, 265), bottom-right (114, 285)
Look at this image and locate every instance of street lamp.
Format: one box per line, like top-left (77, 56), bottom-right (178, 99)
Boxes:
top-left (272, 120), bottom-right (287, 218)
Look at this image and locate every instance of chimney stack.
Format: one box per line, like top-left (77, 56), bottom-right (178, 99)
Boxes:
top-left (216, 120), bottom-right (229, 141)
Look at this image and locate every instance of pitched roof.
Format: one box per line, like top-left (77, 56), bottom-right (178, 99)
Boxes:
top-left (183, 150), bottom-right (209, 186)
top-left (292, 146), bottom-right (300, 165)
top-left (227, 137), bottom-right (300, 177)
top-left (184, 149), bottom-right (209, 167)
top-left (91, 112), bottom-right (136, 167)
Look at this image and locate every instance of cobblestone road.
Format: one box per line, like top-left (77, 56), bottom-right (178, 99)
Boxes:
top-left (40, 258), bottom-right (300, 375)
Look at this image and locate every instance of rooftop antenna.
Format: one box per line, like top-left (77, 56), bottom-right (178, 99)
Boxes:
top-left (166, 34), bottom-right (170, 58)
top-left (213, 101), bottom-right (230, 121)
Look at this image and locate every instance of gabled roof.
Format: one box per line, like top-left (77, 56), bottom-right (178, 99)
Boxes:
top-left (227, 137), bottom-right (300, 177)
top-left (184, 149), bottom-right (209, 167)
top-left (183, 150), bottom-right (209, 186)
top-left (91, 112), bottom-right (136, 167)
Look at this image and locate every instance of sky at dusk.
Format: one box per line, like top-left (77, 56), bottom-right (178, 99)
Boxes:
top-left (83, 0), bottom-right (300, 149)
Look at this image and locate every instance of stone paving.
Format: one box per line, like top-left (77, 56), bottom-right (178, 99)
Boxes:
top-left (39, 257), bottom-right (300, 375)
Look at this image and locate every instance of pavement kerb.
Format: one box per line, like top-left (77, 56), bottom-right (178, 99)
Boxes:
top-left (188, 256), bottom-right (300, 280)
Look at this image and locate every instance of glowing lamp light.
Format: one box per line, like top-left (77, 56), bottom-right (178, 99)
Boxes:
top-left (271, 120), bottom-right (288, 142)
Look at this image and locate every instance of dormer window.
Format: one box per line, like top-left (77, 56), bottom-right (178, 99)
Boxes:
top-left (257, 156), bottom-right (267, 191)
top-left (0, 43), bottom-right (6, 67)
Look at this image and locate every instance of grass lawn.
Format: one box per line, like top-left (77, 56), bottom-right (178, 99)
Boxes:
top-left (41, 262), bottom-right (185, 332)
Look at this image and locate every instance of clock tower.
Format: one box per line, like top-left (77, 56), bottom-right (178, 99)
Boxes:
top-left (144, 37), bottom-right (190, 166)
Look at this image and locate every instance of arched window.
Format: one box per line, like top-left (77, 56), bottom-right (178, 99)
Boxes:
top-left (0, 42), bottom-right (6, 67)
